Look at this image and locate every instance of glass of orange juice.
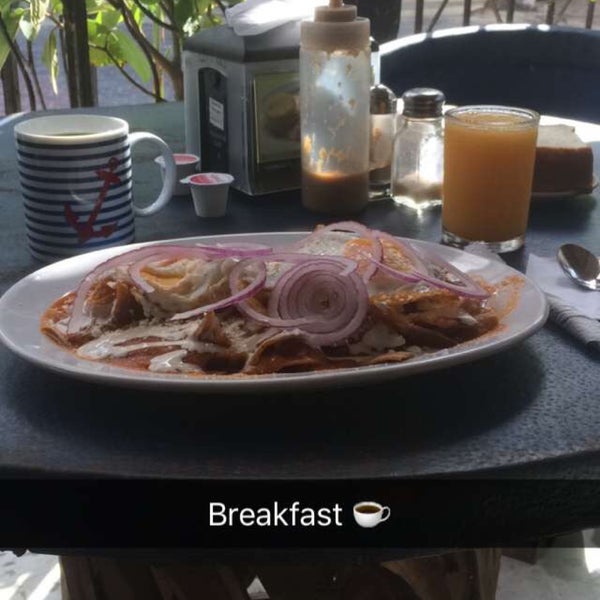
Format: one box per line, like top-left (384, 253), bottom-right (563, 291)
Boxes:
top-left (442, 105), bottom-right (540, 252)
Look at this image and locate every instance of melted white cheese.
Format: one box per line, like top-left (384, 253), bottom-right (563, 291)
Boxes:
top-left (348, 322), bottom-right (406, 355)
top-left (148, 349), bottom-right (203, 373)
top-left (76, 321), bottom-right (219, 360)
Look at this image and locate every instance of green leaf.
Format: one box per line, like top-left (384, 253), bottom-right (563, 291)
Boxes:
top-left (112, 29), bottom-right (152, 83)
top-left (19, 17), bottom-right (35, 41)
top-left (30, 0), bottom-right (50, 28)
top-left (86, 0), bottom-right (104, 11)
top-left (88, 45), bottom-right (113, 67)
top-left (87, 19), bottom-right (109, 47)
top-left (87, 19), bottom-right (116, 67)
top-left (20, 0), bottom-right (50, 41)
top-left (174, 0), bottom-right (196, 28)
top-left (96, 5), bottom-right (121, 30)
top-left (0, 7), bottom-right (22, 71)
top-left (41, 27), bottom-right (59, 93)
top-left (127, 2), bottom-right (142, 27)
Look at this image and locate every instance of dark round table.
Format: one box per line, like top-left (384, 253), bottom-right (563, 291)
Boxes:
top-left (0, 103), bottom-right (599, 554)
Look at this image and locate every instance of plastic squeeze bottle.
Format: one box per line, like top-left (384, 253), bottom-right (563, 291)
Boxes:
top-left (300, 0), bottom-right (371, 214)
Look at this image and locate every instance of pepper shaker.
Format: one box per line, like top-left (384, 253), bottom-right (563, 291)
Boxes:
top-left (369, 84), bottom-right (397, 200)
top-left (391, 88), bottom-right (445, 211)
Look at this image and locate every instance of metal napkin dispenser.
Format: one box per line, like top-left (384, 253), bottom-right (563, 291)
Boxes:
top-left (183, 22), bottom-right (301, 196)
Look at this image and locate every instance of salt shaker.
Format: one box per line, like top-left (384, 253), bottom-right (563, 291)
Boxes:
top-left (391, 88), bottom-right (445, 211)
top-left (300, 0), bottom-right (371, 215)
top-left (369, 84), bottom-right (397, 200)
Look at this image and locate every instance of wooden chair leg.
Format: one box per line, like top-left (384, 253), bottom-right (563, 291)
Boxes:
top-left (60, 555), bottom-right (164, 600)
top-left (337, 564), bottom-right (421, 600)
top-left (60, 556), bottom-right (251, 600)
top-left (152, 564), bottom-right (251, 600)
top-left (255, 562), bottom-right (424, 600)
top-left (253, 564), bottom-right (338, 600)
top-left (60, 551), bottom-right (501, 600)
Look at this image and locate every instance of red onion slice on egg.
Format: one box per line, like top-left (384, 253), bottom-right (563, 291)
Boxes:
top-left (415, 247), bottom-right (490, 298)
top-left (169, 258), bottom-right (268, 321)
top-left (67, 244), bottom-right (210, 334)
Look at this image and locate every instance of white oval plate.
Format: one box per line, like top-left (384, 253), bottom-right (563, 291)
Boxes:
top-left (0, 233), bottom-right (548, 393)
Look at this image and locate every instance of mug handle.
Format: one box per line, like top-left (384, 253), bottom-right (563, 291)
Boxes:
top-left (128, 131), bottom-right (176, 217)
top-left (380, 507), bottom-right (391, 522)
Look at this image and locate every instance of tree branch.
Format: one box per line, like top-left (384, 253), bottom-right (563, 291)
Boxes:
top-left (106, 0), bottom-right (177, 77)
top-left (130, 0), bottom-right (177, 32)
top-left (26, 40), bottom-right (47, 109)
top-left (58, 24), bottom-right (70, 89)
top-left (92, 43), bottom-right (165, 102)
top-left (159, 0), bottom-right (177, 27)
top-left (106, 0), bottom-right (171, 100)
top-left (214, 0), bottom-right (228, 17)
top-left (0, 14), bottom-right (36, 110)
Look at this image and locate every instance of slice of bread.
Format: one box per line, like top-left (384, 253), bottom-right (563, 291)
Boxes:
top-left (533, 125), bottom-right (594, 193)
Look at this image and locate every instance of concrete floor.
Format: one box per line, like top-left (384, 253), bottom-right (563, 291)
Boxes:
top-left (3, 532), bottom-right (600, 599)
top-left (0, 552), bottom-right (60, 600)
top-left (496, 531), bottom-right (600, 599)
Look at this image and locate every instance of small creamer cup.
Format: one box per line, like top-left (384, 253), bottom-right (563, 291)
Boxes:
top-left (353, 502), bottom-right (391, 528)
top-left (156, 153), bottom-right (199, 197)
top-left (181, 173), bottom-right (234, 218)
top-left (14, 114), bottom-right (176, 262)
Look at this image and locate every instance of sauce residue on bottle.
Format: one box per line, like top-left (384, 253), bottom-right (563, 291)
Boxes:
top-left (302, 170), bottom-right (369, 215)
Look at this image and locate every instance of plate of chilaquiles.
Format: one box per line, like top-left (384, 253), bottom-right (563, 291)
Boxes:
top-left (0, 222), bottom-right (548, 393)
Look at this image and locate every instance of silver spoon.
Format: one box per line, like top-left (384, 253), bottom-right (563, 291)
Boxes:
top-left (557, 243), bottom-right (600, 291)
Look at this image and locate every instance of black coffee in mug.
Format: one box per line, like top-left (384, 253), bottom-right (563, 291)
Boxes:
top-left (50, 131), bottom-right (95, 137)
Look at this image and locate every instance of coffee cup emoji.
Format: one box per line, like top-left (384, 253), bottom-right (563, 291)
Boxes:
top-left (353, 501), bottom-right (391, 528)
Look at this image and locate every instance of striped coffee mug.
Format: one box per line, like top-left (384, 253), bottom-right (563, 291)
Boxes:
top-left (14, 114), bottom-right (177, 262)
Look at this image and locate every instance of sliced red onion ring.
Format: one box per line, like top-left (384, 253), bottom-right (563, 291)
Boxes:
top-left (369, 258), bottom-right (422, 283)
top-left (284, 221), bottom-right (370, 251)
top-left (367, 232), bottom-right (489, 298)
top-left (288, 221), bottom-right (382, 281)
top-left (276, 266), bottom-right (369, 346)
top-left (233, 260), bottom-right (314, 328)
top-left (194, 242), bottom-right (273, 257)
top-left (234, 257), bottom-right (369, 345)
top-left (415, 247), bottom-right (490, 298)
top-left (128, 246), bottom-right (217, 295)
top-left (170, 258), bottom-right (267, 321)
top-left (320, 222), bottom-right (383, 281)
top-left (67, 244), bottom-right (209, 334)
top-left (129, 253), bottom-right (165, 294)
top-left (369, 245), bottom-right (489, 298)
top-left (318, 221), bottom-right (373, 237)
top-left (266, 259), bottom-right (369, 346)
top-left (267, 252), bottom-right (358, 276)
top-left (374, 230), bottom-right (429, 275)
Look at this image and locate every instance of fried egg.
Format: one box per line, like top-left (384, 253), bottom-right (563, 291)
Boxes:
top-left (140, 257), bottom-right (236, 313)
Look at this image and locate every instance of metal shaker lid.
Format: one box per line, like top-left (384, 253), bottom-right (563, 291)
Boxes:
top-left (370, 84), bottom-right (397, 114)
top-left (402, 88), bottom-right (445, 118)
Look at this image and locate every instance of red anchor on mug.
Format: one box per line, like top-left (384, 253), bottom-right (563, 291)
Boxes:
top-left (64, 156), bottom-right (120, 244)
